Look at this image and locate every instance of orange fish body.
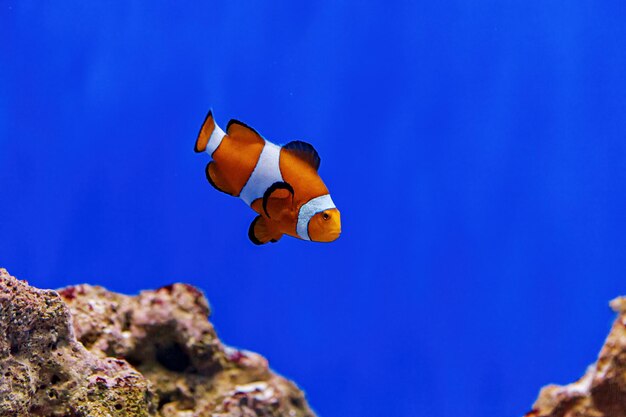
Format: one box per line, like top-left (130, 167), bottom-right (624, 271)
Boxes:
top-left (195, 110), bottom-right (341, 244)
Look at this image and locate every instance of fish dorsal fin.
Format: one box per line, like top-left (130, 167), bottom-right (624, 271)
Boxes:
top-left (283, 140), bottom-right (321, 171)
top-left (226, 119), bottom-right (263, 143)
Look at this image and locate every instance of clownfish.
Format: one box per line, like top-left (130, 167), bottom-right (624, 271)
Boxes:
top-left (194, 110), bottom-right (341, 245)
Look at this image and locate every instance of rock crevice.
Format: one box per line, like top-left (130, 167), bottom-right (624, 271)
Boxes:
top-left (0, 268), bottom-right (316, 417)
top-left (528, 297), bottom-right (626, 417)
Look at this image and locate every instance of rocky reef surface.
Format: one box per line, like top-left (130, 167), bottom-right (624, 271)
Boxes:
top-left (527, 297), bottom-right (626, 417)
top-left (0, 268), bottom-right (316, 417)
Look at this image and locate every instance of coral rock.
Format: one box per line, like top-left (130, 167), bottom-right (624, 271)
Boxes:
top-left (0, 268), bottom-right (316, 417)
top-left (527, 297), bottom-right (626, 417)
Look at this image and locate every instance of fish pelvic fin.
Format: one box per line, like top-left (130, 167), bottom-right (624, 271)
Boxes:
top-left (248, 215), bottom-right (283, 245)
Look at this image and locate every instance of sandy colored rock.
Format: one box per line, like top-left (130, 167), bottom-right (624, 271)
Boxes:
top-left (0, 268), bottom-right (316, 417)
top-left (527, 296), bottom-right (626, 417)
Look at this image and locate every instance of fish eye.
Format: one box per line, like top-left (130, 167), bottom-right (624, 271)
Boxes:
top-left (322, 212), bottom-right (330, 220)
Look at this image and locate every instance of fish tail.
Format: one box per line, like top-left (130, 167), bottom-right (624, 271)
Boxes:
top-left (195, 110), bottom-right (215, 153)
top-left (195, 109), bottom-right (225, 154)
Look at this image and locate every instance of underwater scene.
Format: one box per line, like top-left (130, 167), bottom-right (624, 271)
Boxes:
top-left (2, 1), bottom-right (626, 416)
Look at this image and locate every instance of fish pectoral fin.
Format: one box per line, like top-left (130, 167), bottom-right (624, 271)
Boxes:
top-left (248, 216), bottom-right (282, 245)
top-left (283, 140), bottom-right (321, 171)
top-left (262, 182), bottom-right (294, 218)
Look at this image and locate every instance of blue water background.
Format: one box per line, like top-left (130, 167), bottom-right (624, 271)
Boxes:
top-left (2, 2), bottom-right (626, 416)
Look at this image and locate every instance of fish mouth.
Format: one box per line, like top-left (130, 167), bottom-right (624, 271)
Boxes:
top-left (315, 229), bottom-right (341, 242)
